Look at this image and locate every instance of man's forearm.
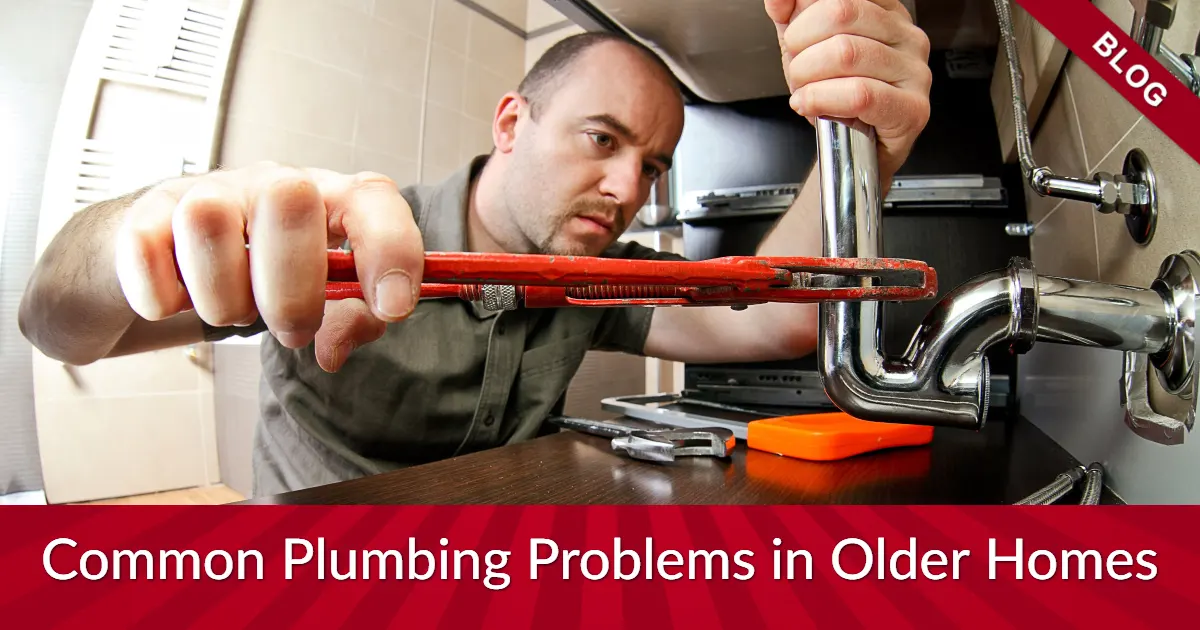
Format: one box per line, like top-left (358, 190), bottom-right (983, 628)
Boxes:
top-left (20, 189), bottom-right (152, 364)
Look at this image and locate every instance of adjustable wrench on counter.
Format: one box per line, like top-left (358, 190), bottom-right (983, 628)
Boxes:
top-left (548, 415), bottom-right (736, 463)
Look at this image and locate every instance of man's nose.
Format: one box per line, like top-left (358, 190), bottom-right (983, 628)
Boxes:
top-left (598, 158), bottom-right (644, 208)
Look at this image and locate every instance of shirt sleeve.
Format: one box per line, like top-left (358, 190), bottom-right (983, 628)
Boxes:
top-left (589, 238), bottom-right (689, 355)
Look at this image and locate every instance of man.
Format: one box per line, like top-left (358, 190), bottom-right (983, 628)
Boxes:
top-left (19, 0), bottom-right (931, 496)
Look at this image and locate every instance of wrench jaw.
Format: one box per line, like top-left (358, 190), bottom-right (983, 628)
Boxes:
top-left (610, 429), bottom-right (737, 463)
top-left (611, 435), bottom-right (678, 462)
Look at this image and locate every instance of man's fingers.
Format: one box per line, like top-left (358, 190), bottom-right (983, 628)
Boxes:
top-left (314, 170), bottom-right (424, 323)
top-left (313, 299), bottom-right (388, 372)
top-left (790, 76), bottom-right (929, 175)
top-left (775, 22), bottom-right (797, 91)
top-left (114, 182), bottom-right (194, 321)
top-left (781, 0), bottom-right (906, 20)
top-left (764, 0), bottom-right (797, 24)
top-left (114, 161), bottom-right (420, 363)
top-left (245, 167), bottom-right (329, 349)
top-left (788, 35), bottom-right (932, 92)
top-left (173, 178), bottom-right (256, 327)
top-left (788, 77), bottom-right (929, 137)
top-left (783, 0), bottom-right (928, 61)
top-left (769, 0), bottom-right (930, 184)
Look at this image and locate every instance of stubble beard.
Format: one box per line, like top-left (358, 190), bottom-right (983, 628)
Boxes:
top-left (510, 195), bottom-right (624, 257)
top-left (543, 199), bottom-right (626, 256)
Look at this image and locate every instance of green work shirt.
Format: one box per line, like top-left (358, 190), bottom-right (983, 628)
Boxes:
top-left (205, 155), bottom-right (683, 496)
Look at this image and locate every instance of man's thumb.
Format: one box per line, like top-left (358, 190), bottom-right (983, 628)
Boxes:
top-left (312, 298), bottom-right (388, 372)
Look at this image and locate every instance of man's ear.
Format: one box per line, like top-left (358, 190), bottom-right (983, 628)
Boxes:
top-left (492, 91), bottom-right (526, 154)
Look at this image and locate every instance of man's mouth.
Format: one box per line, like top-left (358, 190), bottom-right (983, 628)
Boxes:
top-left (577, 214), bottom-right (615, 232)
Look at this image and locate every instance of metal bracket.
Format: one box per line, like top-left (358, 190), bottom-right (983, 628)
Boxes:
top-left (1121, 351), bottom-right (1190, 444)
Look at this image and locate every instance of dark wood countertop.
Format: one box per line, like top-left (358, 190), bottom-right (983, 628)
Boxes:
top-left (243, 414), bottom-right (1117, 505)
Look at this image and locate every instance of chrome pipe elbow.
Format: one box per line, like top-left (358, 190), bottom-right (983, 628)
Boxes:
top-left (819, 258), bottom-right (1037, 430)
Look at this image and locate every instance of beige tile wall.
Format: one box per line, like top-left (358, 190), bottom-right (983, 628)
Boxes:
top-left (221, 0), bottom-right (528, 187)
top-left (1017, 0), bottom-right (1200, 502)
top-left (525, 0), bottom-right (564, 31)
top-left (525, 0), bottom-right (584, 70)
top-left (477, 0), bottom-right (527, 28)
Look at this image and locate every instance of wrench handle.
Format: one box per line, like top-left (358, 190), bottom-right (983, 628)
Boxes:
top-left (547, 415), bottom-right (637, 438)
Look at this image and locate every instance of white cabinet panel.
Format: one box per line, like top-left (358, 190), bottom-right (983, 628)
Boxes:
top-left (33, 0), bottom-right (247, 503)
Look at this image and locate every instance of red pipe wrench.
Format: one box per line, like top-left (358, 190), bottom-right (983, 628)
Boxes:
top-left (322, 250), bottom-right (937, 308)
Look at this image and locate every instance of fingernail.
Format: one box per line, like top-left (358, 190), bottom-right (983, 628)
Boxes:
top-left (375, 270), bottom-right (414, 319)
top-left (236, 313), bottom-right (261, 327)
top-left (789, 89), bottom-right (806, 113)
top-left (276, 331), bottom-right (312, 349)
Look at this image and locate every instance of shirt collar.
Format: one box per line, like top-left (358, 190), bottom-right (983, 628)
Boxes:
top-left (419, 154), bottom-right (507, 320)
top-left (417, 153), bottom-right (491, 254)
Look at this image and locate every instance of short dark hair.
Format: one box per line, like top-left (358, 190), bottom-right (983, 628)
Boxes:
top-left (518, 31), bottom-right (680, 119)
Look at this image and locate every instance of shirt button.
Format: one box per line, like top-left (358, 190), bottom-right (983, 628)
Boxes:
top-left (497, 322), bottom-right (506, 335)
top-left (484, 414), bottom-right (495, 427)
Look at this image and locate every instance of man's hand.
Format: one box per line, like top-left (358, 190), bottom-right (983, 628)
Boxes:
top-left (113, 162), bottom-right (425, 372)
top-left (765, 0), bottom-right (932, 184)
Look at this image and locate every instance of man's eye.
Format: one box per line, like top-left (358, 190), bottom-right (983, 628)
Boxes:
top-left (588, 132), bottom-right (613, 148)
top-left (642, 164), bottom-right (661, 180)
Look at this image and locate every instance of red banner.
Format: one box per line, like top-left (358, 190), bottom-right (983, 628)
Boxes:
top-left (1014, 0), bottom-right (1200, 164)
top-left (1, 505), bottom-right (1198, 627)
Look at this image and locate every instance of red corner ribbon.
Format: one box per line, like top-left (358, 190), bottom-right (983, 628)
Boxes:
top-left (1014, 0), bottom-right (1200, 165)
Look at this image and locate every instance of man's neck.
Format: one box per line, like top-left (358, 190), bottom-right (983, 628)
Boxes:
top-left (466, 157), bottom-right (537, 255)
top-left (467, 158), bottom-right (516, 254)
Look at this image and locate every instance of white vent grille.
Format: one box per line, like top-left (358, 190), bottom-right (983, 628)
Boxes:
top-left (99, 0), bottom-right (227, 97)
top-left (70, 139), bottom-right (198, 210)
top-left (72, 140), bottom-right (118, 208)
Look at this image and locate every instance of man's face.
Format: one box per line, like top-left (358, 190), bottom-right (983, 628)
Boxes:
top-left (500, 43), bottom-right (685, 256)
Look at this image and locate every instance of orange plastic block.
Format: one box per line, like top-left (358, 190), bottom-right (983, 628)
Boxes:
top-left (747, 412), bottom-right (934, 461)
